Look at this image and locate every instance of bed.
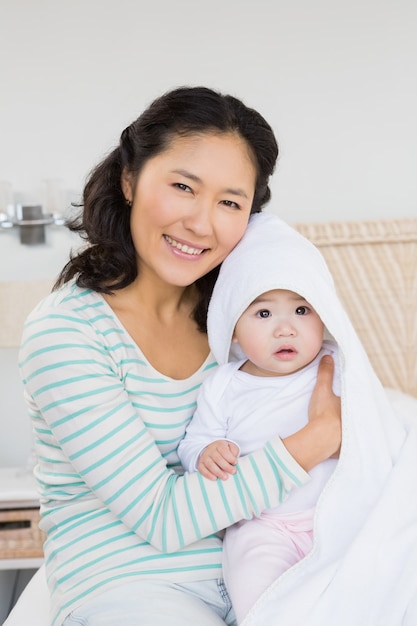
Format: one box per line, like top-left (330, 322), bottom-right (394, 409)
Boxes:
top-left (4, 216), bottom-right (417, 626)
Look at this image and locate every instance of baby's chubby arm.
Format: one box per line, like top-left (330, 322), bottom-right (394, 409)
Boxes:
top-left (197, 439), bottom-right (240, 481)
top-left (178, 366), bottom-right (239, 478)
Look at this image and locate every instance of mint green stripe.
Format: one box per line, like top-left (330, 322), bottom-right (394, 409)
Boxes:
top-left (121, 468), bottom-right (165, 519)
top-left (23, 313), bottom-right (91, 329)
top-left (59, 401), bottom-right (130, 442)
top-left (91, 442), bottom-right (153, 491)
top-left (33, 373), bottom-right (104, 397)
top-left (117, 358), bottom-right (148, 366)
top-left (106, 342), bottom-right (136, 350)
top-left (101, 328), bottom-right (124, 336)
top-left (265, 455), bottom-right (283, 502)
top-left (132, 401), bottom-right (196, 413)
top-left (183, 474), bottom-right (202, 539)
top-left (33, 427), bottom-right (53, 435)
top-left (231, 471), bottom-right (250, 519)
top-left (19, 342), bottom-right (107, 367)
top-left (249, 455), bottom-right (271, 509)
top-left (55, 543), bottom-right (138, 585)
top-left (161, 446), bottom-right (180, 460)
top-left (196, 472), bottom-right (217, 532)
top-left (143, 418), bottom-right (190, 429)
top-left (234, 465), bottom-right (259, 516)
top-left (70, 413), bottom-right (138, 462)
top-left (36, 450), bottom-right (73, 464)
top-left (21, 327), bottom-right (80, 345)
top-left (50, 403), bottom-right (98, 428)
top-left (37, 470), bottom-right (79, 479)
top-left (216, 479), bottom-right (235, 525)
top-left (61, 288), bottom-right (93, 302)
top-left (171, 477), bottom-right (186, 550)
top-left (22, 359), bottom-right (111, 384)
top-left (161, 474), bottom-right (174, 553)
top-left (104, 451), bottom-right (159, 506)
top-left (46, 521), bottom-right (123, 565)
top-left (203, 361), bottom-right (218, 372)
top-left (131, 503), bottom-right (154, 533)
top-left (57, 563), bottom-right (222, 621)
top-left (41, 383), bottom-right (121, 412)
top-left (89, 314), bottom-right (115, 323)
top-left (155, 435), bottom-right (183, 446)
top-left (54, 537), bottom-right (142, 582)
top-left (42, 505), bottom-right (102, 528)
top-left (125, 373), bottom-right (170, 383)
top-left (72, 301), bottom-right (104, 312)
top-left (46, 509), bottom-right (109, 544)
top-left (62, 555), bottom-right (221, 595)
top-left (77, 430), bottom-right (144, 474)
top-left (126, 379), bottom-right (201, 396)
top-left (265, 441), bottom-right (303, 486)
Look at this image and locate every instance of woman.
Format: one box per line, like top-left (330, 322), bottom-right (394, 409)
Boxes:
top-left (19, 86), bottom-right (341, 626)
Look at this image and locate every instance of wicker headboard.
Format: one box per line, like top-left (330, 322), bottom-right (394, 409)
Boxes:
top-left (294, 218), bottom-right (417, 398)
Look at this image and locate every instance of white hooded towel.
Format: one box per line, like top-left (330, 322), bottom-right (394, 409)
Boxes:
top-left (207, 213), bottom-right (417, 626)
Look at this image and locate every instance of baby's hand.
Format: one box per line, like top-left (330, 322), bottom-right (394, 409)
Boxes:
top-left (197, 440), bottom-right (239, 481)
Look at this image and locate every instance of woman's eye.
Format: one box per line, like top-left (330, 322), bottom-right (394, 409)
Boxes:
top-left (174, 183), bottom-right (192, 192)
top-left (295, 306), bottom-right (310, 315)
top-left (256, 309), bottom-right (271, 319)
top-left (221, 199), bottom-right (240, 210)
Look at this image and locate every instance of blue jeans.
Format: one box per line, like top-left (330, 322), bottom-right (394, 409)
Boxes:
top-left (62, 578), bottom-right (237, 626)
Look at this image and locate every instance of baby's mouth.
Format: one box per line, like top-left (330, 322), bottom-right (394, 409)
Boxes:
top-left (275, 346), bottom-right (298, 359)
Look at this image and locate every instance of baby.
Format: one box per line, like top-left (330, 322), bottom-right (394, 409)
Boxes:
top-left (178, 214), bottom-right (340, 623)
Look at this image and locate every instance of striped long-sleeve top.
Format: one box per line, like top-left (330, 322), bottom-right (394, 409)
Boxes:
top-left (18, 281), bottom-right (309, 626)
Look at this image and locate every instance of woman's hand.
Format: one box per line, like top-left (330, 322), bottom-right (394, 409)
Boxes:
top-left (308, 354), bottom-right (341, 455)
top-left (282, 355), bottom-right (342, 472)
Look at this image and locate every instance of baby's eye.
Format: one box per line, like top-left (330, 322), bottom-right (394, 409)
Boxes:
top-left (256, 309), bottom-right (271, 319)
top-left (295, 306), bottom-right (310, 315)
top-left (173, 183), bottom-right (192, 192)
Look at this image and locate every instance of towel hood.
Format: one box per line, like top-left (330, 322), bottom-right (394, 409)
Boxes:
top-left (207, 212), bottom-right (345, 365)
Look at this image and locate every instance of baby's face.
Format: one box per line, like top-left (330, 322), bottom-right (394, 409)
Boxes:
top-left (232, 289), bottom-right (324, 377)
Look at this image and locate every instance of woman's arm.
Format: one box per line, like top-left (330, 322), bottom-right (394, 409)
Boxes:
top-left (20, 307), bottom-right (340, 553)
top-left (180, 356), bottom-right (342, 480)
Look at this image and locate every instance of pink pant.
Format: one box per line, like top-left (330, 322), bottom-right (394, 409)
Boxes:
top-left (222, 509), bottom-right (314, 624)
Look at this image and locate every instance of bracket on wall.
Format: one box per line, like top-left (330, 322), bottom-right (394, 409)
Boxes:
top-left (0, 205), bottom-right (66, 244)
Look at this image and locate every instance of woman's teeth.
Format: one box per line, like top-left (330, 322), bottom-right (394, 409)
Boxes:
top-left (164, 235), bottom-right (204, 255)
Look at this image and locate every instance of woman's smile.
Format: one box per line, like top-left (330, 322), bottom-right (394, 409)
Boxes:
top-left (163, 234), bottom-right (207, 257)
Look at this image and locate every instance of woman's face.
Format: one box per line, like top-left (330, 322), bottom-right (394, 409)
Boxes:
top-left (123, 132), bottom-right (257, 289)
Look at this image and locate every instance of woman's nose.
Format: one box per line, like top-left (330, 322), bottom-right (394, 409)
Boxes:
top-left (182, 197), bottom-right (213, 236)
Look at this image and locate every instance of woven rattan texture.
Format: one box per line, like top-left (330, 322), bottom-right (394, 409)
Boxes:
top-left (295, 218), bottom-right (417, 397)
top-left (0, 508), bottom-right (44, 559)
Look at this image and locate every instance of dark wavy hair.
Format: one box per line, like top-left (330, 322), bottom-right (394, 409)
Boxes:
top-left (55, 86), bottom-right (279, 331)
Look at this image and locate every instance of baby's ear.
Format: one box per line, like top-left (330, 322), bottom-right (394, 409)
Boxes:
top-left (231, 333), bottom-right (238, 343)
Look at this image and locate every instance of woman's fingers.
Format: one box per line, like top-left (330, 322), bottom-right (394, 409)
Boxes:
top-left (309, 355), bottom-right (341, 455)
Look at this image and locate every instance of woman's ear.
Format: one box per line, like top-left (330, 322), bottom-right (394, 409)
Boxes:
top-left (121, 169), bottom-right (133, 203)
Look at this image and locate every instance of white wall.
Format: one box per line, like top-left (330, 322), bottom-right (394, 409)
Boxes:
top-left (0, 0), bottom-right (416, 468)
top-left (1, 0), bottom-right (416, 229)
